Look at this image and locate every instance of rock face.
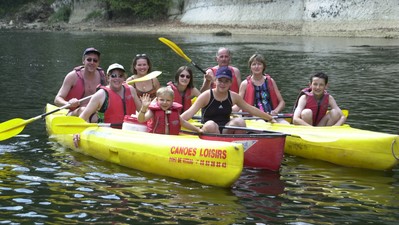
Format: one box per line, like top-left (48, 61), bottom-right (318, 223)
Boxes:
top-left (177, 0), bottom-right (399, 37)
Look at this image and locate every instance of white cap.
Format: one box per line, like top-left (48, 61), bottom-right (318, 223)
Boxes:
top-left (107, 63), bottom-right (125, 74)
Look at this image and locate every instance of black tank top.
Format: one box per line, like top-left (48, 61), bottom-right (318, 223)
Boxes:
top-left (201, 90), bottom-right (232, 127)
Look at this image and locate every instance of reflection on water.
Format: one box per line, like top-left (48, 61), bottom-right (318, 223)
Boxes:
top-left (0, 30), bottom-right (399, 224)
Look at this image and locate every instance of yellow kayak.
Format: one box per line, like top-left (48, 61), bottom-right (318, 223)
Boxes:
top-left (245, 119), bottom-right (399, 171)
top-left (45, 104), bottom-right (244, 188)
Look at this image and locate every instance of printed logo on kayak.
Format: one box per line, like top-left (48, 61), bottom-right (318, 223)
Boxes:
top-left (232, 140), bottom-right (257, 152)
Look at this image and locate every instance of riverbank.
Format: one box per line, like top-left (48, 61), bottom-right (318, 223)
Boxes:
top-left (1, 19), bottom-right (398, 39)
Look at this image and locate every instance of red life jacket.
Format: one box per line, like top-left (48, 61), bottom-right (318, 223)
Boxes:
top-left (210, 66), bottom-right (239, 93)
top-left (99, 83), bottom-right (137, 126)
top-left (294, 87), bottom-right (329, 126)
top-left (65, 65), bottom-right (106, 110)
top-left (147, 102), bottom-right (182, 135)
top-left (167, 81), bottom-right (192, 114)
top-left (243, 74), bottom-right (279, 112)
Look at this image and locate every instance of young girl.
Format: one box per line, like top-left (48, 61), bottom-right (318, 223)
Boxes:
top-left (167, 66), bottom-right (200, 114)
top-left (137, 87), bottom-right (202, 135)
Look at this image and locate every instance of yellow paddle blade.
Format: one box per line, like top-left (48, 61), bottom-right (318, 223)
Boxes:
top-left (0, 118), bottom-right (26, 141)
top-left (51, 116), bottom-right (99, 134)
top-left (159, 37), bottom-right (192, 63)
top-left (127, 71), bottom-right (162, 85)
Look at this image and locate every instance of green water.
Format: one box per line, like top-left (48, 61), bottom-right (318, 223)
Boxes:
top-left (0, 29), bottom-right (398, 224)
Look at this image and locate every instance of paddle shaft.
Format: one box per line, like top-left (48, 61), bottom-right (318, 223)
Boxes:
top-left (159, 37), bottom-right (206, 74)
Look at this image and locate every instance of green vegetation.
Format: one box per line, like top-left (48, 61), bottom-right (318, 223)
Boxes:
top-left (103, 0), bottom-right (171, 21)
top-left (0, 0), bottom-right (54, 17)
top-left (48, 5), bottom-right (71, 23)
top-left (1, 0), bottom-right (171, 23)
top-left (84, 10), bottom-right (103, 22)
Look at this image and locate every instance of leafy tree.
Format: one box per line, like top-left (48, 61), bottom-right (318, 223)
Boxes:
top-left (102, 0), bottom-right (171, 21)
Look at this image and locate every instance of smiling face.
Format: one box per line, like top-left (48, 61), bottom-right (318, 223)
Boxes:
top-left (157, 93), bottom-right (173, 111)
top-left (83, 53), bottom-right (99, 73)
top-left (178, 70), bottom-right (191, 86)
top-left (107, 69), bottom-right (126, 90)
top-left (134, 58), bottom-right (149, 76)
top-left (310, 77), bottom-right (327, 97)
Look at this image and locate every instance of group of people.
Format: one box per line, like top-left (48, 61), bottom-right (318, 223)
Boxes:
top-left (54, 46), bottom-right (346, 144)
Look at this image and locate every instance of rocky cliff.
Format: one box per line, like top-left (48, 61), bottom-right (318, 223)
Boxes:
top-left (172, 0), bottom-right (399, 37)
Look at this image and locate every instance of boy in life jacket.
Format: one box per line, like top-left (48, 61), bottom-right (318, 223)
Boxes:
top-left (293, 72), bottom-right (346, 126)
top-left (137, 87), bottom-right (203, 135)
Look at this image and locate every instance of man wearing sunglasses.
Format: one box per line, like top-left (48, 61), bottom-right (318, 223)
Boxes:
top-left (54, 47), bottom-right (107, 118)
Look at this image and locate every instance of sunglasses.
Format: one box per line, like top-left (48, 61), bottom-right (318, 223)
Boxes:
top-left (136, 54), bottom-right (147, 57)
top-left (110, 73), bottom-right (124, 78)
top-left (179, 74), bottom-right (191, 79)
top-left (86, 58), bottom-right (98, 63)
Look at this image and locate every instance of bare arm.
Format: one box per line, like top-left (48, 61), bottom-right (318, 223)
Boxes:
top-left (180, 116), bottom-right (203, 133)
top-left (328, 95), bottom-right (346, 126)
top-left (181, 91), bottom-right (210, 120)
top-left (233, 92), bottom-right (275, 122)
top-left (232, 80), bottom-right (248, 112)
top-left (200, 69), bottom-right (214, 93)
top-left (270, 78), bottom-right (285, 115)
top-left (137, 94), bottom-right (154, 123)
top-left (190, 87), bottom-right (201, 99)
top-left (79, 90), bottom-right (106, 122)
top-left (54, 71), bottom-right (77, 107)
top-left (292, 95), bottom-right (311, 126)
top-left (129, 86), bottom-right (142, 112)
top-left (232, 67), bottom-right (242, 87)
top-left (152, 78), bottom-right (161, 91)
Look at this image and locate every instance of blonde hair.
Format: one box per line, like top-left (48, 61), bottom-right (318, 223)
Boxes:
top-left (156, 86), bottom-right (174, 99)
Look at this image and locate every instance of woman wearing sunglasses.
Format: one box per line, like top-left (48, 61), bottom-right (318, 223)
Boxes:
top-left (167, 66), bottom-right (201, 114)
top-left (126, 54), bottom-right (160, 99)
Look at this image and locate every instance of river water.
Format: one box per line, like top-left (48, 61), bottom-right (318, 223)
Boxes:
top-left (0, 30), bottom-right (398, 224)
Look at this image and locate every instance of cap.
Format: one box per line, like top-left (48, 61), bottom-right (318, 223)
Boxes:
top-left (83, 47), bottom-right (101, 57)
top-left (215, 66), bottom-right (232, 79)
top-left (107, 63), bottom-right (125, 74)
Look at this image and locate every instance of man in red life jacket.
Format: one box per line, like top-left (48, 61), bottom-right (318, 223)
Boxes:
top-left (293, 72), bottom-right (346, 126)
top-left (200, 47), bottom-right (241, 93)
top-left (54, 47), bottom-right (106, 118)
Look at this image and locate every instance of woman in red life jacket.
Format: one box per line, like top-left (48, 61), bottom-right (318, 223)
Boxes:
top-left (167, 66), bottom-right (201, 114)
top-left (293, 72), bottom-right (346, 126)
top-left (126, 54), bottom-right (160, 99)
top-left (137, 87), bottom-right (202, 135)
top-left (235, 53), bottom-right (288, 124)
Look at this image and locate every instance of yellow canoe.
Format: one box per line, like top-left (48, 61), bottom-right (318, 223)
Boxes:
top-left (245, 119), bottom-right (399, 171)
top-left (45, 104), bottom-right (244, 188)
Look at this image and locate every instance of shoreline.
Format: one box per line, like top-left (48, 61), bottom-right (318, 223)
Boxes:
top-left (1, 20), bottom-right (398, 39)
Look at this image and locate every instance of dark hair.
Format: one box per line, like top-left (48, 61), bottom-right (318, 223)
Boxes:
top-left (175, 66), bottom-right (194, 89)
top-left (131, 54), bottom-right (152, 75)
top-left (248, 53), bottom-right (266, 73)
top-left (310, 72), bottom-right (328, 84)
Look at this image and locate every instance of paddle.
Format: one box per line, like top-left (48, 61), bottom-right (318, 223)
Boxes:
top-left (50, 116), bottom-right (121, 134)
top-left (233, 109), bottom-right (349, 118)
top-left (0, 71), bottom-right (162, 141)
top-left (221, 125), bottom-right (338, 143)
top-left (158, 37), bottom-right (207, 74)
